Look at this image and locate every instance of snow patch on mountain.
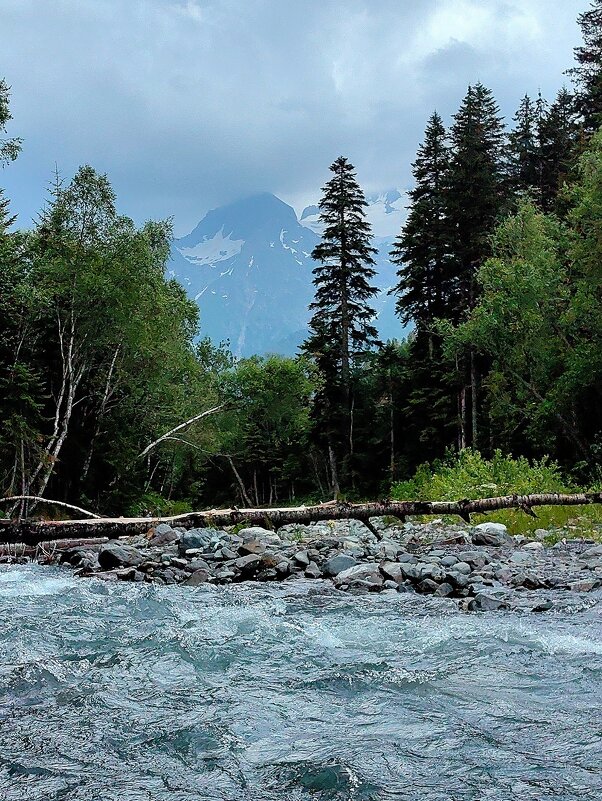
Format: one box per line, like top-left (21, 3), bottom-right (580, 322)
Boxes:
top-left (299, 190), bottom-right (407, 240)
top-left (177, 227), bottom-right (245, 265)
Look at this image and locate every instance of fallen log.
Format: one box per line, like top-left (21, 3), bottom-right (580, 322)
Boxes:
top-left (0, 537), bottom-right (110, 558)
top-left (1, 493), bottom-right (601, 546)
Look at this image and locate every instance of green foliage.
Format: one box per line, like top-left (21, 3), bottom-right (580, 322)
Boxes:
top-left (127, 493), bottom-right (193, 518)
top-left (392, 449), bottom-right (602, 535)
top-left (0, 79), bottom-right (21, 165)
top-left (303, 155), bottom-right (380, 495)
top-left (390, 112), bottom-right (452, 327)
top-left (568, 0), bottom-right (602, 133)
top-left (212, 354), bottom-right (316, 506)
top-left (393, 449), bottom-right (569, 501)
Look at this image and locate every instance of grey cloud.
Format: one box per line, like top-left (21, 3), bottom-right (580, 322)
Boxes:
top-left (0, 0), bottom-right (587, 234)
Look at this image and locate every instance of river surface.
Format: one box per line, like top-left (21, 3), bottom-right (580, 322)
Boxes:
top-left (0, 564), bottom-right (601, 800)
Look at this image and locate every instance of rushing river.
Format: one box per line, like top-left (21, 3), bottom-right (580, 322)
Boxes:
top-left (0, 565), bottom-right (601, 801)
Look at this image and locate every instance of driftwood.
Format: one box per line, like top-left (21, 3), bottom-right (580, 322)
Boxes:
top-left (0, 493), bottom-right (601, 546)
top-left (0, 537), bottom-right (110, 559)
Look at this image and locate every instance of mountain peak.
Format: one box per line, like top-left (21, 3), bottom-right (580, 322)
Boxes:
top-left (178, 192), bottom-right (297, 248)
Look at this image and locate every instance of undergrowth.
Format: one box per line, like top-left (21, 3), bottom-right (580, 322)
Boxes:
top-left (391, 449), bottom-right (602, 537)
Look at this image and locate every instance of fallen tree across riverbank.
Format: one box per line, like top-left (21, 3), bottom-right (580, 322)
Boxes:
top-left (1, 492), bottom-right (602, 546)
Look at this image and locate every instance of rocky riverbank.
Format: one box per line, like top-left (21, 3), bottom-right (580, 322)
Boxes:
top-left (11, 517), bottom-right (600, 612)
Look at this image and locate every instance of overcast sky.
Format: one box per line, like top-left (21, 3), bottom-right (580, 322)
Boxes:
top-left (1, 0), bottom-right (587, 235)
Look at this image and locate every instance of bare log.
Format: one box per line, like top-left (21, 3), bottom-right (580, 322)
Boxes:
top-left (1, 493), bottom-right (601, 546)
top-left (0, 537), bottom-right (110, 559)
top-left (0, 496), bottom-right (102, 519)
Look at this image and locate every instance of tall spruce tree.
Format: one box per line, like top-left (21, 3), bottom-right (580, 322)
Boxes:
top-left (446, 83), bottom-right (507, 449)
top-left (568, 0), bottom-right (602, 134)
top-left (389, 112), bottom-right (458, 462)
top-left (447, 83), bottom-right (507, 313)
top-left (303, 156), bottom-right (379, 494)
top-left (538, 88), bottom-right (579, 212)
top-left (508, 94), bottom-right (541, 198)
top-left (390, 112), bottom-right (452, 329)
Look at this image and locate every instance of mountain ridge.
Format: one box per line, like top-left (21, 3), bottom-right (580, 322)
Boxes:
top-left (168, 191), bottom-right (408, 356)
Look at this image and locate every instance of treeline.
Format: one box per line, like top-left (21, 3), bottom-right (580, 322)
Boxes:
top-left (1, 3), bottom-right (602, 516)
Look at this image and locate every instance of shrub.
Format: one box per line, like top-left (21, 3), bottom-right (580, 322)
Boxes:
top-left (391, 449), bottom-right (602, 536)
top-left (127, 493), bottom-right (192, 518)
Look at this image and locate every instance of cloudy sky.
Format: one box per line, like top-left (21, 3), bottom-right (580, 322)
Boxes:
top-left (1, 0), bottom-right (586, 234)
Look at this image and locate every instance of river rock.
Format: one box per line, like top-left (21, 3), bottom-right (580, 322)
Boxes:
top-left (178, 529), bottom-right (218, 555)
top-left (294, 550), bottom-right (310, 567)
top-left (235, 554), bottom-right (262, 574)
top-left (98, 543), bottom-right (145, 569)
top-left (446, 571), bottom-right (470, 589)
top-left (417, 578), bottom-right (440, 594)
top-left (458, 550), bottom-right (490, 569)
top-left (305, 561), bottom-right (322, 579)
top-left (322, 554), bottom-right (358, 577)
top-left (239, 540), bottom-right (266, 555)
top-left (472, 522), bottom-right (510, 547)
top-left (147, 524), bottom-right (179, 546)
top-left (334, 563), bottom-right (383, 588)
top-left (510, 551), bottom-right (534, 565)
top-left (569, 578), bottom-right (600, 592)
top-left (238, 527), bottom-right (282, 546)
top-left (469, 592), bottom-right (508, 612)
top-left (581, 545), bottom-right (602, 561)
top-left (418, 563), bottom-right (446, 582)
top-left (94, 571), bottom-right (120, 582)
top-left (435, 582), bottom-right (454, 597)
top-left (380, 562), bottom-right (404, 583)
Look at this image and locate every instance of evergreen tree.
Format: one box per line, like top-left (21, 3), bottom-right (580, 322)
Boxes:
top-left (303, 156), bottom-right (379, 494)
top-left (538, 88), bottom-right (579, 212)
top-left (447, 83), bottom-right (507, 314)
top-left (568, 0), bottom-right (602, 134)
top-left (508, 94), bottom-right (540, 197)
top-left (0, 79), bottom-right (22, 166)
top-left (446, 83), bottom-right (507, 448)
top-left (390, 112), bottom-right (452, 329)
top-left (389, 113), bottom-right (458, 464)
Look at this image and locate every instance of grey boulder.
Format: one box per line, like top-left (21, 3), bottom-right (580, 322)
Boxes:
top-left (98, 543), bottom-right (145, 569)
top-left (322, 554), bottom-right (358, 577)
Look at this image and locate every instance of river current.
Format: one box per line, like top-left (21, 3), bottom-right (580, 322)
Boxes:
top-left (0, 564), bottom-right (601, 801)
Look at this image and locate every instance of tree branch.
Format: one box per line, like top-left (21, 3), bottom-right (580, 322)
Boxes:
top-left (0, 496), bottom-right (102, 520)
top-left (138, 405), bottom-right (224, 459)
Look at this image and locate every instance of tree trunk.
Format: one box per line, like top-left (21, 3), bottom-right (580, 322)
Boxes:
top-left (3, 493), bottom-right (601, 546)
top-left (389, 387), bottom-right (395, 481)
top-left (328, 441), bottom-right (340, 499)
top-left (459, 387), bottom-right (467, 451)
top-left (470, 349), bottom-right (478, 449)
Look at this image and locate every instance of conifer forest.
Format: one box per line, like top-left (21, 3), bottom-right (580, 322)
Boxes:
top-left (2, 2), bottom-right (602, 519)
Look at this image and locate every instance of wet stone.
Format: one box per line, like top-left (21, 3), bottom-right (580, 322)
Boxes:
top-left (183, 569), bottom-right (211, 586)
top-left (98, 543), bottom-right (145, 570)
top-left (322, 554), bottom-right (358, 577)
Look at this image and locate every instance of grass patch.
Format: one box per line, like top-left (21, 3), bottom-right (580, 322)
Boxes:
top-left (391, 449), bottom-right (602, 538)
